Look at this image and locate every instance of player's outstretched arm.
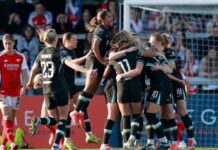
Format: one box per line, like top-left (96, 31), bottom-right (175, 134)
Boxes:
top-left (64, 58), bottom-right (98, 77)
top-left (71, 51), bottom-right (91, 64)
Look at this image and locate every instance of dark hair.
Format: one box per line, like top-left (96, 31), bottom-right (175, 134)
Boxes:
top-left (2, 34), bottom-right (15, 42)
top-left (21, 48), bottom-right (31, 69)
top-left (62, 32), bottom-right (76, 43)
top-left (22, 25), bottom-right (35, 38)
top-left (88, 10), bottom-right (109, 32)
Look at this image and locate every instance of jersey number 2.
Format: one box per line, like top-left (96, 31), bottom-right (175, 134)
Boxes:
top-left (118, 59), bottom-right (131, 73)
top-left (41, 61), bottom-right (54, 79)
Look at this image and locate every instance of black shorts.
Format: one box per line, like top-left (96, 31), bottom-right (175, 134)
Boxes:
top-left (117, 79), bottom-right (141, 104)
top-left (44, 91), bottom-right (70, 110)
top-left (104, 79), bottom-right (117, 103)
top-left (69, 84), bottom-right (80, 99)
top-left (141, 92), bottom-right (146, 104)
top-left (173, 85), bottom-right (187, 102)
top-left (86, 54), bottom-right (105, 77)
top-left (146, 88), bottom-right (173, 105)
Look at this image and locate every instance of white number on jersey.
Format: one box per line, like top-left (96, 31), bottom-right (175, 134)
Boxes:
top-left (118, 59), bottom-right (131, 73)
top-left (41, 61), bottom-right (55, 79)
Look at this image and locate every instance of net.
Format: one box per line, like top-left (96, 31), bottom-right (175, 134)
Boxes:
top-left (122, 2), bottom-right (218, 148)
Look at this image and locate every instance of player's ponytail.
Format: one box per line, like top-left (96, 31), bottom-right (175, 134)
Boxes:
top-left (88, 10), bottom-right (109, 33)
top-left (161, 33), bottom-right (171, 48)
top-left (88, 17), bottom-right (98, 33)
top-left (37, 29), bottom-right (57, 44)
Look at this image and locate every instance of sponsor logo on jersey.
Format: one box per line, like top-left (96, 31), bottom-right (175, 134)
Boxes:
top-left (16, 59), bottom-right (21, 62)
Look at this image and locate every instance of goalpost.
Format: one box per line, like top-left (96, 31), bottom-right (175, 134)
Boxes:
top-left (123, 0), bottom-right (218, 148)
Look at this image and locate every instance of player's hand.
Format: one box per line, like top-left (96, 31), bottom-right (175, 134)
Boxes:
top-left (116, 74), bottom-right (123, 82)
top-left (179, 80), bottom-right (186, 86)
top-left (20, 87), bottom-right (26, 96)
top-left (160, 66), bottom-right (171, 74)
top-left (33, 82), bottom-right (43, 89)
top-left (26, 81), bottom-right (34, 90)
top-left (101, 59), bottom-right (109, 66)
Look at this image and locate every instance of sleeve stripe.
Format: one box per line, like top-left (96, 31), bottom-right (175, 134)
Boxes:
top-left (62, 56), bottom-right (71, 64)
top-left (137, 60), bottom-right (144, 63)
top-left (93, 35), bottom-right (102, 41)
top-left (138, 49), bottom-right (142, 55)
top-left (146, 63), bottom-right (155, 67)
top-left (168, 59), bottom-right (176, 61)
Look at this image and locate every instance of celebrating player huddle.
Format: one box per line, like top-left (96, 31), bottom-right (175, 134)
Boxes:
top-left (0, 10), bottom-right (196, 150)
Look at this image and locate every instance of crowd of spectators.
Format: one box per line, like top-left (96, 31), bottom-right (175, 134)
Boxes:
top-left (0, 0), bottom-right (116, 69)
top-left (0, 1), bottom-right (217, 93)
top-left (130, 8), bottom-right (218, 80)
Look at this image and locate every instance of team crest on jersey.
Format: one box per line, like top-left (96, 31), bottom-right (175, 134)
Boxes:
top-left (3, 59), bottom-right (8, 62)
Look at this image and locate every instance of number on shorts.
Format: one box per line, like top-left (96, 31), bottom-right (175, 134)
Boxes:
top-left (176, 88), bottom-right (182, 96)
top-left (151, 91), bottom-right (159, 99)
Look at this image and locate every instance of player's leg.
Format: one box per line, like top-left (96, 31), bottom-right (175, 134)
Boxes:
top-left (0, 96), bottom-right (18, 150)
top-left (135, 92), bottom-right (145, 149)
top-left (127, 102), bottom-right (141, 149)
top-left (127, 83), bottom-right (142, 149)
top-left (145, 90), bottom-right (170, 149)
top-left (176, 100), bottom-right (196, 149)
top-left (29, 96), bottom-right (58, 136)
top-left (71, 75), bottom-right (101, 128)
top-left (160, 104), bottom-right (178, 150)
top-left (160, 94), bottom-right (178, 149)
top-left (63, 91), bottom-right (79, 150)
top-left (71, 58), bottom-right (104, 128)
top-left (118, 103), bottom-right (131, 149)
top-left (100, 103), bottom-right (119, 150)
top-left (51, 93), bottom-right (70, 149)
top-left (100, 78), bottom-right (118, 150)
top-left (174, 87), bottom-right (196, 149)
top-left (40, 99), bottom-right (57, 145)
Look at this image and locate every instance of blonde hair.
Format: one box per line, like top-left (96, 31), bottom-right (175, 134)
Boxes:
top-left (2, 34), bottom-right (15, 43)
top-left (111, 30), bottom-right (135, 51)
top-left (161, 33), bottom-right (171, 48)
top-left (37, 29), bottom-right (57, 44)
top-left (150, 33), bottom-right (165, 46)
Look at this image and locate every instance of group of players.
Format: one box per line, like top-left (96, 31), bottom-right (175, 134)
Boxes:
top-left (0, 9), bottom-right (197, 150)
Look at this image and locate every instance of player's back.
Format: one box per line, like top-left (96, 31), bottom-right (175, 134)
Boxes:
top-left (36, 47), bottom-right (69, 94)
top-left (145, 55), bottom-right (172, 90)
top-left (112, 50), bottom-right (142, 81)
top-left (61, 47), bottom-right (76, 87)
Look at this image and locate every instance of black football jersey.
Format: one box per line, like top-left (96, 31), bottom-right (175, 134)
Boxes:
top-left (35, 47), bottom-right (70, 94)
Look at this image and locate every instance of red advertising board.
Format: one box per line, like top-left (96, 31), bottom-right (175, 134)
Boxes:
top-left (0, 95), bottom-right (107, 148)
